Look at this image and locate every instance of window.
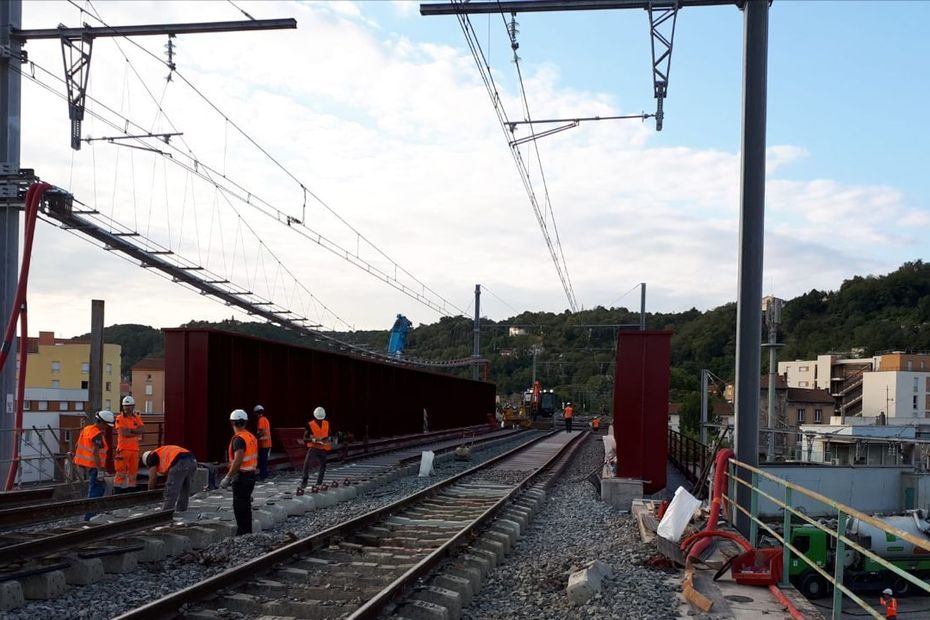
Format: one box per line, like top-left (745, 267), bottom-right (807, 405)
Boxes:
top-left (37, 401), bottom-right (48, 411)
top-left (51, 379), bottom-right (60, 388)
top-left (106, 363), bottom-right (113, 374)
top-left (23, 401), bottom-right (30, 411)
top-left (799, 381), bottom-right (809, 387)
top-left (105, 400), bottom-right (111, 409)
top-left (146, 374), bottom-right (152, 381)
top-left (80, 381), bottom-right (88, 389)
top-left (51, 361), bottom-right (61, 374)
top-left (915, 395), bottom-right (919, 410)
top-left (797, 408), bottom-right (806, 424)
top-left (907, 361), bottom-right (913, 371)
top-left (145, 400), bottom-right (152, 414)
top-left (916, 377), bottom-right (920, 393)
top-left (73, 401), bottom-right (83, 410)
top-left (814, 409), bottom-right (823, 423)
top-left (81, 362), bottom-right (89, 374)
top-left (797, 432), bottom-right (803, 443)
top-left (60, 402), bottom-right (69, 411)
top-left (105, 381), bottom-right (111, 392)
top-left (145, 385), bottom-right (153, 396)
top-left (799, 366), bottom-right (809, 372)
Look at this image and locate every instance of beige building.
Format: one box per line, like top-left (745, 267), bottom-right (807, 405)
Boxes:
top-left (131, 357), bottom-right (165, 415)
top-left (24, 331), bottom-right (121, 412)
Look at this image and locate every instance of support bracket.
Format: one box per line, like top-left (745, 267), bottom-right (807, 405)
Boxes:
top-left (647, 1), bottom-right (678, 131)
top-left (60, 29), bottom-right (94, 151)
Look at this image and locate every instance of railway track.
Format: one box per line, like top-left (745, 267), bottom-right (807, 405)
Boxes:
top-left (115, 430), bottom-right (586, 620)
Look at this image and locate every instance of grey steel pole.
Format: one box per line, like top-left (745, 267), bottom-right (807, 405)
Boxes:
top-left (532, 348), bottom-right (538, 384)
top-left (0, 0), bottom-right (23, 487)
top-left (89, 300), bottom-right (104, 419)
top-left (700, 369), bottom-right (708, 444)
top-left (733, 0), bottom-right (768, 538)
top-left (639, 282), bottom-right (646, 330)
top-left (472, 284), bottom-right (480, 380)
top-left (766, 328), bottom-right (777, 461)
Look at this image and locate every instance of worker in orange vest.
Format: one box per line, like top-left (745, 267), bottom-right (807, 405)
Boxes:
top-left (880, 588), bottom-right (898, 619)
top-left (592, 417), bottom-right (600, 431)
top-left (254, 404), bottom-right (271, 480)
top-left (73, 410), bottom-right (115, 520)
top-left (563, 403), bottom-right (574, 433)
top-left (114, 395), bottom-right (145, 494)
top-left (301, 406), bottom-right (332, 489)
top-left (142, 445), bottom-right (197, 512)
top-left (220, 409), bottom-right (258, 535)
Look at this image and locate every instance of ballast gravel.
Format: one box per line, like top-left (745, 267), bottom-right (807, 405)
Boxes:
top-left (4, 433), bottom-right (539, 620)
top-left (461, 435), bottom-right (681, 620)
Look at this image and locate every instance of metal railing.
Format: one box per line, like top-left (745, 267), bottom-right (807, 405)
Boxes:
top-left (667, 429), bottom-right (710, 484)
top-left (725, 457), bottom-right (930, 619)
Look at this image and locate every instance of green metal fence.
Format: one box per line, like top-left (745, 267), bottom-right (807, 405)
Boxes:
top-left (724, 457), bottom-right (930, 620)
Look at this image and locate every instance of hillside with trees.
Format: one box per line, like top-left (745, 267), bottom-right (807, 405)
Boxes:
top-left (90, 261), bottom-right (930, 418)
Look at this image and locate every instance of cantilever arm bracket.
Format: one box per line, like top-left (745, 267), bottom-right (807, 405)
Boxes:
top-left (647, 2), bottom-right (678, 131)
top-left (60, 29), bottom-right (93, 151)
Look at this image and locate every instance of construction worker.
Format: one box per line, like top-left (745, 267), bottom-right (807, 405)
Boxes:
top-left (592, 417), bottom-right (600, 431)
top-left (301, 406), bottom-right (332, 489)
top-left (563, 402), bottom-right (574, 433)
top-left (880, 588), bottom-right (898, 619)
top-left (142, 445), bottom-right (197, 512)
top-left (73, 410), bottom-right (115, 520)
top-left (254, 404), bottom-right (271, 480)
top-left (220, 409), bottom-right (257, 535)
top-left (114, 395), bottom-right (145, 493)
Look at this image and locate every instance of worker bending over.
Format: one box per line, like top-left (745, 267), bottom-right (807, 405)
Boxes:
top-left (143, 445), bottom-right (197, 512)
top-left (73, 410), bottom-right (115, 520)
top-left (880, 588), bottom-right (897, 619)
top-left (114, 395), bottom-right (145, 493)
top-left (301, 406), bottom-right (332, 489)
top-left (563, 403), bottom-right (574, 433)
top-left (221, 409), bottom-right (258, 535)
top-left (591, 417), bottom-right (600, 431)
top-left (254, 404), bottom-right (272, 480)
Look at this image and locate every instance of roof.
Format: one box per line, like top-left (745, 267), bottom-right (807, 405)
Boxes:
top-left (787, 387), bottom-right (835, 404)
top-left (760, 375), bottom-right (789, 389)
top-left (131, 356), bottom-right (165, 371)
top-left (668, 402), bottom-right (681, 415)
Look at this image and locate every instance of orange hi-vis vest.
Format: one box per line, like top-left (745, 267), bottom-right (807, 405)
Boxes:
top-left (115, 413), bottom-right (144, 451)
top-left (74, 425), bottom-right (107, 469)
top-left (306, 420), bottom-right (331, 451)
top-left (257, 415), bottom-right (272, 449)
top-left (592, 418), bottom-right (600, 429)
top-left (881, 595), bottom-right (898, 618)
top-left (564, 406), bottom-right (574, 419)
top-left (228, 430), bottom-right (258, 472)
top-left (150, 445), bottom-right (191, 476)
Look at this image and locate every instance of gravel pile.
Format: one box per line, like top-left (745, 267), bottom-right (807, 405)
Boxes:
top-left (461, 435), bottom-right (681, 620)
top-left (5, 432), bottom-right (541, 620)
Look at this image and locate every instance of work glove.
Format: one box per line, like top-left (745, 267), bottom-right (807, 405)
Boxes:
top-left (219, 476), bottom-right (231, 489)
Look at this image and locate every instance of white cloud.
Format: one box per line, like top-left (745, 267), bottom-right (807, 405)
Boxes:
top-left (14, 0), bottom-right (929, 340)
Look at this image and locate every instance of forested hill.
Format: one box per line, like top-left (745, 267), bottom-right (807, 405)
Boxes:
top-left (84, 261), bottom-right (930, 414)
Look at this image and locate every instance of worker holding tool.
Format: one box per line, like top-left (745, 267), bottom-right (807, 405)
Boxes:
top-left (142, 444), bottom-right (197, 512)
top-left (880, 588), bottom-right (898, 619)
top-left (591, 416), bottom-right (600, 431)
top-left (300, 406), bottom-right (332, 491)
top-left (254, 404), bottom-right (272, 480)
top-left (73, 410), bottom-right (115, 520)
top-left (114, 395), bottom-right (145, 493)
top-left (221, 409), bottom-right (258, 535)
top-left (563, 402), bottom-right (574, 433)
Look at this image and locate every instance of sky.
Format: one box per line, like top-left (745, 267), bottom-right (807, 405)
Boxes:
top-left (15, 0), bottom-right (930, 339)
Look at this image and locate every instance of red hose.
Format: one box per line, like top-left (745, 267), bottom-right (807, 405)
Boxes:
top-left (1, 182), bottom-right (51, 490)
top-left (688, 447), bottom-right (734, 560)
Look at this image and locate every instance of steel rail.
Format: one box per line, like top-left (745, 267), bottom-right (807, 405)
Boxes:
top-left (115, 430), bottom-right (559, 620)
top-left (0, 489), bottom-right (165, 529)
top-left (0, 510), bottom-right (173, 565)
top-left (0, 487), bottom-right (55, 507)
top-left (349, 430), bottom-right (589, 618)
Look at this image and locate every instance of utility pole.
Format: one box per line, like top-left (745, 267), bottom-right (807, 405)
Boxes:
top-left (472, 284), bottom-right (480, 380)
top-left (761, 296), bottom-right (783, 461)
top-left (0, 1), bottom-right (296, 484)
top-left (88, 300), bottom-right (104, 420)
top-left (639, 282), bottom-right (646, 331)
top-left (700, 369), bottom-right (708, 444)
top-left (422, 0), bottom-right (770, 537)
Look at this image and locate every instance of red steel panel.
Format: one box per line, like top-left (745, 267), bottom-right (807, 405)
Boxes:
top-left (612, 330), bottom-right (672, 494)
top-left (165, 328), bottom-right (495, 462)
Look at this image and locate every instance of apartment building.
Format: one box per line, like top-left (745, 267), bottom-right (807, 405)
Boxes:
top-left (24, 331), bottom-right (122, 411)
top-left (130, 356), bottom-right (165, 415)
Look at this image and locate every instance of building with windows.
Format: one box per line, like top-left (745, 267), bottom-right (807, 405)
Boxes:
top-left (24, 331), bottom-right (122, 412)
top-left (130, 356), bottom-right (165, 415)
top-left (862, 370), bottom-right (930, 420)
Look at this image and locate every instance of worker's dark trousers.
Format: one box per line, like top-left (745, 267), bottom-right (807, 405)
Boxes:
top-left (162, 456), bottom-right (197, 512)
top-left (258, 448), bottom-right (270, 480)
top-left (564, 418), bottom-right (573, 433)
top-left (83, 466), bottom-right (106, 521)
top-left (232, 472), bottom-right (256, 535)
top-left (301, 448), bottom-right (328, 486)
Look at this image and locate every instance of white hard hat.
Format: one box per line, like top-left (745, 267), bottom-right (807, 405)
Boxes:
top-left (253, 404), bottom-right (264, 413)
top-left (229, 409), bottom-right (248, 422)
top-left (96, 410), bottom-right (115, 426)
top-left (313, 406), bottom-right (326, 421)
top-left (122, 395), bottom-right (135, 407)
top-left (142, 450), bottom-right (152, 466)
top-left (882, 588), bottom-right (893, 596)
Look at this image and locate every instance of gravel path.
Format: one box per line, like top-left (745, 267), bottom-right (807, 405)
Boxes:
top-left (6, 432), bottom-right (541, 620)
top-left (462, 435), bottom-right (681, 620)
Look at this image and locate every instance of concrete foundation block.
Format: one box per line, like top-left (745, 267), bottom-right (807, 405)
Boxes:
top-left (484, 529), bottom-right (513, 552)
top-left (64, 556), bottom-right (104, 584)
top-left (192, 467), bottom-right (208, 492)
top-left (21, 570), bottom-right (67, 599)
top-left (411, 585), bottom-right (462, 619)
top-left (148, 531), bottom-right (191, 556)
top-left (463, 549), bottom-right (496, 573)
top-left (566, 562), bottom-right (607, 605)
top-left (252, 509), bottom-right (276, 530)
top-left (432, 573), bottom-right (474, 605)
top-left (397, 599), bottom-right (449, 620)
top-left (126, 536), bottom-right (168, 562)
top-left (180, 526), bottom-right (217, 549)
top-left (0, 580), bottom-right (24, 611)
top-left (262, 502), bottom-right (288, 523)
top-left (472, 537), bottom-right (505, 563)
top-left (281, 498), bottom-right (307, 516)
top-left (446, 563), bottom-right (482, 592)
top-left (600, 477), bottom-right (642, 511)
top-left (101, 552), bottom-right (139, 573)
top-left (312, 491), bottom-right (336, 507)
top-left (200, 520), bottom-right (238, 539)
